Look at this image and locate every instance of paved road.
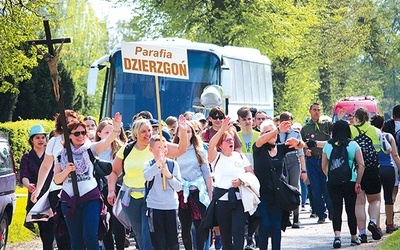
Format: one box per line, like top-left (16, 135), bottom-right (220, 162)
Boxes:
top-left (9, 197), bottom-right (396, 249)
top-left (124, 201), bottom-right (391, 250)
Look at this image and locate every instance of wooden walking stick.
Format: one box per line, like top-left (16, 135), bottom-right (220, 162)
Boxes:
top-left (28, 20), bottom-right (79, 197)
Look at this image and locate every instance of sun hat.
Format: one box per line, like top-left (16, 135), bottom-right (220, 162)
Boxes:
top-left (192, 113), bottom-right (206, 122)
top-left (29, 125), bottom-right (47, 138)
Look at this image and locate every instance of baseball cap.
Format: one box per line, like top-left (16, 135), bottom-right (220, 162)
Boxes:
top-left (192, 113), bottom-right (206, 122)
top-left (149, 119), bottom-right (159, 127)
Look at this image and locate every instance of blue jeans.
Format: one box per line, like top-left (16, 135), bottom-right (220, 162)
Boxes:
top-left (123, 195), bottom-right (153, 250)
top-left (306, 157), bottom-right (332, 219)
top-left (214, 200), bottom-right (246, 250)
top-left (61, 199), bottom-right (101, 250)
top-left (257, 197), bottom-right (282, 250)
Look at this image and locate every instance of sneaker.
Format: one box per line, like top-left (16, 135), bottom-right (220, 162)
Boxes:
top-left (368, 221), bottom-right (382, 240)
top-left (351, 237), bottom-right (361, 246)
top-left (359, 234), bottom-right (367, 243)
top-left (124, 237), bottom-right (130, 247)
top-left (244, 241), bottom-right (255, 250)
top-left (310, 213), bottom-right (317, 218)
top-left (292, 222), bottom-right (300, 229)
top-left (333, 237), bottom-right (341, 248)
top-left (214, 235), bottom-right (222, 250)
top-left (386, 224), bottom-right (399, 234)
top-left (317, 217), bottom-right (326, 224)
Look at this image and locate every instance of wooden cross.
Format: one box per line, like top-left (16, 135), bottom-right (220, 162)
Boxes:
top-left (28, 20), bottom-right (71, 56)
top-left (28, 20), bottom-right (79, 197)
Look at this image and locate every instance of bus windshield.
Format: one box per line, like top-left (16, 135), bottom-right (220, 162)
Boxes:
top-left (109, 50), bottom-right (220, 128)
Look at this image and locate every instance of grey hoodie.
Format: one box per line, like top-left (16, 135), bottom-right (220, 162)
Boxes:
top-left (143, 159), bottom-right (182, 210)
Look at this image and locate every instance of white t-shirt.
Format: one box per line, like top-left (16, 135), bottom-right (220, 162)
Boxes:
top-left (211, 152), bottom-right (250, 200)
top-left (46, 135), bottom-right (64, 191)
top-left (56, 149), bottom-right (98, 197)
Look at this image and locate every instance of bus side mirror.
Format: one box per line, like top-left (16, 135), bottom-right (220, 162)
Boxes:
top-left (221, 66), bottom-right (232, 98)
top-left (87, 67), bottom-right (99, 96)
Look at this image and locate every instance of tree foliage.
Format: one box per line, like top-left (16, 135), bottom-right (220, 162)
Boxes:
top-left (0, 1), bottom-right (51, 95)
top-left (0, 0), bottom-right (109, 121)
top-left (0, 0), bottom-right (54, 122)
top-left (3, 0), bottom-right (400, 124)
top-left (116, 0), bottom-right (400, 122)
top-left (51, 0), bottom-right (109, 116)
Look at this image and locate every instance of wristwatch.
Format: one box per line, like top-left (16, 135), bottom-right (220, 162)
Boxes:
top-left (301, 169), bottom-right (307, 174)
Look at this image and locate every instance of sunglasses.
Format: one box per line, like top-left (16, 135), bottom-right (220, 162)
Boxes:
top-left (211, 115), bottom-right (225, 120)
top-left (72, 130), bottom-right (87, 137)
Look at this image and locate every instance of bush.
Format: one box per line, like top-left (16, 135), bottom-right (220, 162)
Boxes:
top-left (0, 119), bottom-right (54, 172)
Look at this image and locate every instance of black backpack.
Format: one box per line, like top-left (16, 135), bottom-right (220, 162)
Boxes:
top-left (123, 141), bottom-right (137, 163)
top-left (327, 140), bottom-right (352, 184)
top-left (394, 129), bottom-right (400, 155)
top-left (353, 127), bottom-right (379, 170)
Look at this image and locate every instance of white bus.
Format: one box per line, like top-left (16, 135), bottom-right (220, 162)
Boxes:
top-left (87, 38), bottom-right (273, 128)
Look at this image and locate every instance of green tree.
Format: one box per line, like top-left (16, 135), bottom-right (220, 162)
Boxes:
top-left (50, 0), bottom-right (109, 116)
top-left (1, 1), bottom-right (108, 120)
top-left (113, 0), bottom-right (400, 119)
top-left (360, 0), bottom-right (400, 116)
top-left (118, 0), bottom-right (320, 114)
top-left (0, 0), bottom-right (53, 121)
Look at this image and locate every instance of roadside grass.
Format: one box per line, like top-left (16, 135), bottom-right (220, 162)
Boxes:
top-left (379, 230), bottom-right (400, 250)
top-left (9, 186), bottom-right (38, 243)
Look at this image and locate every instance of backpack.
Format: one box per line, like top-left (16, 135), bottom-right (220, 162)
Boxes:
top-left (394, 129), bottom-right (400, 154)
top-left (327, 140), bottom-right (352, 184)
top-left (116, 140), bottom-right (137, 185)
top-left (123, 140), bottom-right (137, 163)
top-left (354, 127), bottom-right (379, 170)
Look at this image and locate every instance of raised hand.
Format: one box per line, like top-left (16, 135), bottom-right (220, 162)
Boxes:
top-left (178, 114), bottom-right (187, 131)
top-left (113, 112), bottom-right (122, 131)
top-left (221, 117), bottom-right (231, 131)
top-left (279, 120), bottom-right (291, 133)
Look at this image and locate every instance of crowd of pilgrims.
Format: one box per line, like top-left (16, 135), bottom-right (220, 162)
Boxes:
top-left (20, 103), bottom-right (400, 250)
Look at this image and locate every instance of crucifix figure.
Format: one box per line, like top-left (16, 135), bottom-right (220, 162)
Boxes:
top-left (32, 39), bottom-right (64, 100)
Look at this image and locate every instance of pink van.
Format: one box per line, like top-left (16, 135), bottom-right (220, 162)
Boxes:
top-left (332, 96), bottom-right (378, 122)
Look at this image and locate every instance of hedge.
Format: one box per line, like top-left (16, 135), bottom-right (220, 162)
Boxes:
top-left (0, 119), bottom-right (54, 171)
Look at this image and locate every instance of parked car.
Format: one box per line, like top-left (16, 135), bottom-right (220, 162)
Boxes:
top-left (0, 133), bottom-right (16, 250)
top-left (332, 96), bottom-right (378, 122)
